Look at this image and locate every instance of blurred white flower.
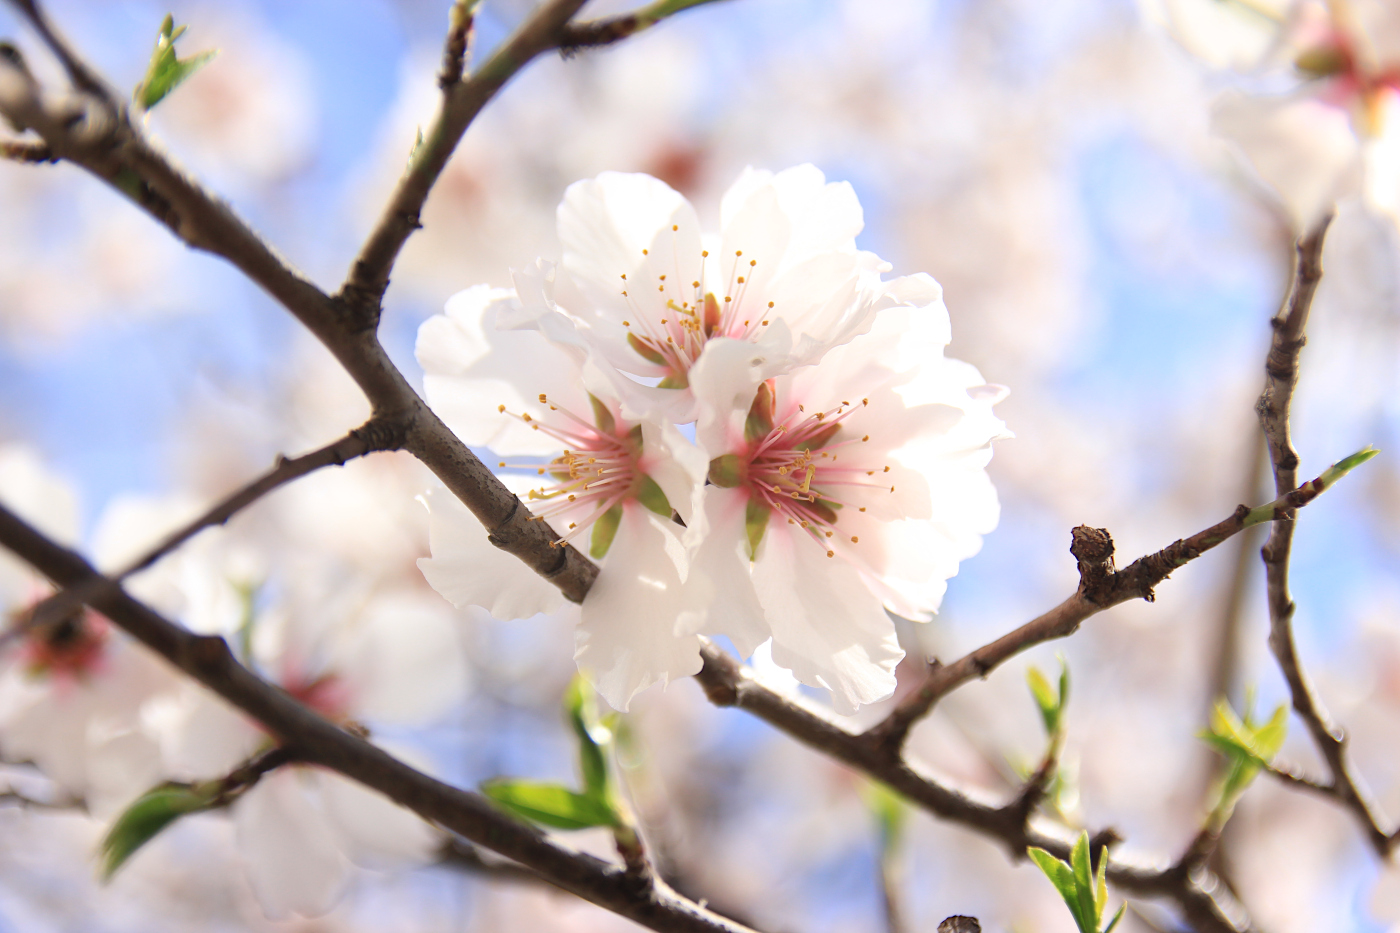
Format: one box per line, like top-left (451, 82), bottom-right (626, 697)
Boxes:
top-left (1186, 0), bottom-right (1400, 230)
top-left (155, 587), bottom-right (465, 918)
top-left (0, 448), bottom-right (171, 815)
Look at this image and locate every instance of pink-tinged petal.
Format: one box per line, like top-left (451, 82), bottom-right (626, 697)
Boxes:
top-left (336, 591), bottom-right (469, 724)
top-left (234, 769), bottom-right (348, 918)
top-left (320, 767), bottom-right (439, 867)
top-left (638, 418), bottom-right (707, 526)
top-left (677, 488), bottom-right (769, 659)
top-left (689, 329), bottom-right (793, 456)
top-left (751, 527), bottom-right (903, 715)
top-left (577, 505), bottom-right (701, 711)
top-left (559, 172), bottom-right (703, 324)
top-left (1213, 90), bottom-right (1362, 232)
top-left (417, 487), bottom-right (565, 621)
top-left (419, 285), bottom-right (590, 457)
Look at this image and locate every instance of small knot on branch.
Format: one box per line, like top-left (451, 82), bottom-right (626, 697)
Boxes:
top-left (938, 918), bottom-right (981, 933)
top-left (1070, 525), bottom-right (1118, 605)
top-left (350, 417), bottom-right (407, 455)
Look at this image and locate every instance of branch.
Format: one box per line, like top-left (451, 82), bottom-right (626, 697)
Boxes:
top-left (1254, 216), bottom-right (1395, 855)
top-left (0, 137), bottom-right (52, 162)
top-left (0, 505), bottom-right (765, 933)
top-left (694, 644), bottom-right (1253, 933)
top-left (0, 12), bottom-right (599, 604)
top-left (866, 465), bottom-right (1360, 754)
top-left (559, 0), bottom-right (731, 52)
top-left (343, 0), bottom-right (589, 309)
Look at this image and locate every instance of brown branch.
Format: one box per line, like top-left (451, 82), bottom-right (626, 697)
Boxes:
top-left (343, 0), bottom-right (589, 310)
top-left (868, 494), bottom-right (1297, 754)
top-left (439, 0), bottom-right (477, 88)
top-left (1254, 215), bottom-right (1394, 855)
top-left (694, 644), bottom-right (1255, 933)
top-left (0, 15), bottom-right (599, 604)
top-left (0, 505), bottom-right (766, 933)
top-left (558, 0), bottom-right (730, 53)
top-left (438, 836), bottom-right (545, 884)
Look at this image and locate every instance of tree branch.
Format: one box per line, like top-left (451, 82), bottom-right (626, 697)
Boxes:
top-left (559, 0), bottom-right (731, 53)
top-left (343, 0), bottom-right (589, 310)
top-left (1254, 216), bottom-right (1395, 855)
top-left (0, 505), bottom-right (765, 933)
top-left (694, 644), bottom-right (1254, 933)
top-left (866, 475), bottom-right (1343, 754)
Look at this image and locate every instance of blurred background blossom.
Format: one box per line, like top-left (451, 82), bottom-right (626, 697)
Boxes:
top-left (0, 0), bottom-right (1398, 931)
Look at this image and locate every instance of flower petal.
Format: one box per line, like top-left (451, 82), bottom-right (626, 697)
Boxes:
top-left (320, 766), bottom-right (439, 867)
top-left (235, 769), bottom-right (348, 918)
top-left (417, 487), bottom-right (565, 621)
top-left (577, 504), bottom-right (702, 711)
top-left (751, 527), bottom-right (903, 715)
top-left (677, 487), bottom-right (770, 658)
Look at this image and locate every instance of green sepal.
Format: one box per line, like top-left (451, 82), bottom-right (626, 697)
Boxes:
top-left (627, 332), bottom-right (667, 366)
top-left (134, 15), bottom-right (217, 111)
top-left (1295, 45), bottom-right (1348, 79)
top-left (745, 380), bottom-right (776, 443)
top-left (745, 500), bottom-right (771, 560)
top-left (481, 779), bottom-right (619, 830)
top-left (589, 504), bottom-right (624, 559)
top-left (708, 453), bottom-right (744, 487)
top-left (657, 372), bottom-right (689, 389)
top-left (564, 675), bottom-right (611, 800)
top-left (794, 423), bottom-right (840, 452)
top-left (588, 394), bottom-right (616, 437)
top-left (100, 781), bottom-right (218, 880)
top-left (634, 474), bottom-right (672, 517)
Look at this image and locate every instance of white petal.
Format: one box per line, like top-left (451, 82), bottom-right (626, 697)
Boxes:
top-left (417, 487), bottom-right (565, 621)
top-left (559, 172), bottom-right (703, 324)
top-left (0, 446), bottom-right (78, 605)
top-left (235, 769), bottom-right (348, 918)
top-left (577, 505), bottom-right (702, 711)
top-left (677, 487), bottom-right (769, 658)
top-left (638, 418), bottom-right (707, 526)
top-left (321, 767), bottom-right (439, 867)
top-left (85, 730), bottom-right (164, 818)
top-left (419, 285), bottom-right (591, 457)
top-left (751, 528), bottom-right (903, 715)
top-left (152, 683), bottom-right (265, 780)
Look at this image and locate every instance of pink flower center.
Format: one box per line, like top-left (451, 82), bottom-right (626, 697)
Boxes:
top-left (619, 229), bottom-right (774, 386)
top-left (6, 599), bottom-right (112, 681)
top-left (712, 384), bottom-right (896, 558)
top-left (497, 394), bottom-right (662, 549)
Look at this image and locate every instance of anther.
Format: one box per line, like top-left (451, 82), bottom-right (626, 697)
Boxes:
top-left (538, 394), bottom-right (547, 403)
top-left (851, 536), bottom-right (859, 543)
top-left (642, 248), bottom-right (649, 255)
top-left (672, 224), bottom-right (678, 231)
top-left (498, 404), bottom-right (506, 413)
top-left (826, 550), bottom-right (834, 558)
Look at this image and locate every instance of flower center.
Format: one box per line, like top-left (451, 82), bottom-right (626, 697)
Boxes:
top-left (710, 383), bottom-right (895, 559)
top-left (618, 228), bottom-right (774, 387)
top-left (6, 598), bottom-right (111, 680)
top-left (497, 394), bottom-right (671, 557)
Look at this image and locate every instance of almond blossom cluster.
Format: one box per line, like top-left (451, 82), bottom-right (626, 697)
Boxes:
top-left (417, 165), bottom-right (1007, 714)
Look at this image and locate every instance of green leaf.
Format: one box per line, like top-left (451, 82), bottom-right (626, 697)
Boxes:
top-left (1103, 903), bottom-right (1126, 933)
top-left (1094, 841), bottom-right (1109, 925)
top-left (100, 782), bottom-right (215, 879)
top-left (565, 676), bottom-right (611, 800)
top-left (134, 15), bottom-right (216, 110)
top-left (1028, 847), bottom-right (1079, 910)
top-left (589, 504), bottom-right (624, 559)
top-left (1027, 659), bottom-right (1070, 737)
top-left (1069, 832), bottom-right (1097, 932)
top-left (634, 473), bottom-right (672, 517)
top-left (745, 499), bottom-right (771, 560)
top-left (482, 779), bottom-right (619, 830)
top-left (1201, 697), bottom-right (1288, 826)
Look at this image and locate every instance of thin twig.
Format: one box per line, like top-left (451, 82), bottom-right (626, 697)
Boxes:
top-left (1255, 215), bottom-right (1394, 855)
top-left (438, 837), bottom-right (544, 884)
top-left (343, 0), bottom-right (589, 311)
top-left (0, 506), bottom-right (767, 933)
top-left (11, 420), bottom-right (402, 646)
top-left (559, 0), bottom-right (731, 53)
top-left (866, 469), bottom-right (1352, 754)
